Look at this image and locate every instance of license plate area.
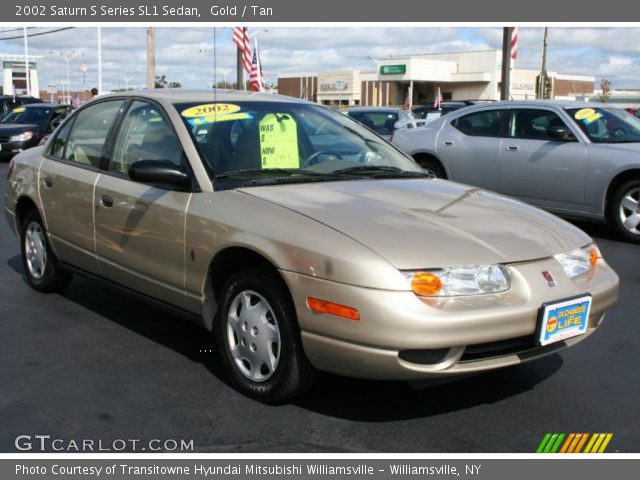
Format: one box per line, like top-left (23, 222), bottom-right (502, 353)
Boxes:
top-left (537, 295), bottom-right (592, 346)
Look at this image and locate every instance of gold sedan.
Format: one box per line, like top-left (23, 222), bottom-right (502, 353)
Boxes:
top-left (4, 90), bottom-right (619, 402)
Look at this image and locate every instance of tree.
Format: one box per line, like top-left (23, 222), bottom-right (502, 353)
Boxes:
top-left (599, 79), bottom-right (612, 103)
top-left (154, 75), bottom-right (181, 89)
top-left (154, 75), bottom-right (167, 88)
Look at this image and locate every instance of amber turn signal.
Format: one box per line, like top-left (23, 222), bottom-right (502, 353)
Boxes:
top-left (589, 247), bottom-right (599, 267)
top-left (411, 272), bottom-right (443, 296)
top-left (307, 297), bottom-right (360, 321)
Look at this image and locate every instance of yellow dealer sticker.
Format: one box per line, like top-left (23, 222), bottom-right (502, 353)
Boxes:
top-left (13, 107), bottom-right (25, 113)
top-left (181, 103), bottom-right (240, 118)
top-left (259, 113), bottom-right (299, 169)
top-left (55, 108), bottom-right (67, 114)
top-left (574, 108), bottom-right (596, 120)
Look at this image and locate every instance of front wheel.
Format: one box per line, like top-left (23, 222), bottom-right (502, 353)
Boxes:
top-left (20, 209), bottom-right (72, 292)
top-left (608, 179), bottom-right (640, 243)
top-left (214, 267), bottom-right (316, 403)
top-left (416, 157), bottom-right (446, 178)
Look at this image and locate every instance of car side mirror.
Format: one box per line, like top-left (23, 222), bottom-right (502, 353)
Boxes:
top-left (129, 160), bottom-right (190, 188)
top-left (51, 118), bottom-right (62, 129)
top-left (547, 125), bottom-right (574, 141)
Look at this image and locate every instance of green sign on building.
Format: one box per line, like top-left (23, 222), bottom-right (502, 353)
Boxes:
top-left (380, 64), bottom-right (406, 75)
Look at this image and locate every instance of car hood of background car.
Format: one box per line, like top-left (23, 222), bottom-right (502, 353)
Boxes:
top-left (239, 179), bottom-right (591, 269)
top-left (0, 124), bottom-right (41, 135)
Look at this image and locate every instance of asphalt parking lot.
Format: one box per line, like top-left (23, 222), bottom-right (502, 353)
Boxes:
top-left (0, 161), bottom-right (638, 453)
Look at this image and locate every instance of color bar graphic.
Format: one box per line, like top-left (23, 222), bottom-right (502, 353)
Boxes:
top-left (537, 433), bottom-right (613, 453)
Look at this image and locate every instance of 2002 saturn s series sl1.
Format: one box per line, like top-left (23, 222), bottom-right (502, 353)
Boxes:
top-left (3, 90), bottom-right (619, 402)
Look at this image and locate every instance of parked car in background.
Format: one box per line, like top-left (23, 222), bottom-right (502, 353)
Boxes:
top-left (344, 106), bottom-right (425, 140)
top-left (413, 100), bottom-right (496, 123)
top-left (625, 107), bottom-right (640, 118)
top-left (0, 95), bottom-right (43, 117)
top-left (392, 101), bottom-right (640, 243)
top-left (0, 103), bottom-right (70, 160)
top-left (4, 90), bottom-right (619, 401)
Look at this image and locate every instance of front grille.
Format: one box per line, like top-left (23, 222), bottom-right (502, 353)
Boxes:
top-left (0, 136), bottom-right (10, 143)
top-left (459, 335), bottom-right (566, 363)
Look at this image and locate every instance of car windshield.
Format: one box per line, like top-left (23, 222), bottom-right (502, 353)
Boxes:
top-left (177, 101), bottom-right (425, 189)
top-left (0, 107), bottom-right (51, 125)
top-left (566, 106), bottom-right (640, 143)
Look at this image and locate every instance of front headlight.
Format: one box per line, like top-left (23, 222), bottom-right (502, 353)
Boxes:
top-left (404, 264), bottom-right (510, 297)
top-left (554, 244), bottom-right (600, 278)
top-left (9, 131), bottom-right (34, 142)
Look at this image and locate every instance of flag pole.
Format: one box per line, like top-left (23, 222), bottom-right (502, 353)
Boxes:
top-left (500, 27), bottom-right (512, 100)
top-left (236, 42), bottom-right (244, 90)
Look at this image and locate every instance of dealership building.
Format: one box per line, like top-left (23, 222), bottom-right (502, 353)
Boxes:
top-left (0, 54), bottom-right (41, 97)
top-left (278, 50), bottom-right (594, 106)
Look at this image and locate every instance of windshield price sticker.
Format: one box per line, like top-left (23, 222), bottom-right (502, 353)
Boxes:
top-left (259, 113), bottom-right (300, 169)
top-left (13, 107), bottom-right (26, 113)
top-left (181, 103), bottom-right (240, 118)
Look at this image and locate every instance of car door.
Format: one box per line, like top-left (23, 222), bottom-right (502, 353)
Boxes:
top-left (435, 108), bottom-right (508, 191)
top-left (38, 99), bottom-right (125, 273)
top-left (94, 100), bottom-right (194, 310)
top-left (499, 108), bottom-right (588, 211)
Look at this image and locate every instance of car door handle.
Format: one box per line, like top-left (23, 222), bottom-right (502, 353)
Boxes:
top-left (43, 177), bottom-right (54, 188)
top-left (100, 195), bottom-right (114, 208)
top-left (442, 141), bottom-right (454, 146)
top-left (505, 145), bottom-right (519, 152)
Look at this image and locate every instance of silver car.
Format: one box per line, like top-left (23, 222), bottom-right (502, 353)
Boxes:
top-left (392, 101), bottom-right (640, 243)
top-left (4, 91), bottom-right (619, 402)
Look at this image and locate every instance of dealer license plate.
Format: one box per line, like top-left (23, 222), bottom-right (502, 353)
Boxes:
top-left (538, 295), bottom-right (591, 346)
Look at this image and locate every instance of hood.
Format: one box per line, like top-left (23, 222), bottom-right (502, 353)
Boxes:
top-left (239, 179), bottom-right (591, 269)
top-left (589, 142), bottom-right (640, 154)
top-left (0, 123), bottom-right (41, 135)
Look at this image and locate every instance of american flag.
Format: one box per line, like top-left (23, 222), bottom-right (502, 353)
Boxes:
top-left (248, 38), bottom-right (266, 92)
top-left (433, 86), bottom-right (443, 110)
top-left (232, 27), bottom-right (252, 74)
top-left (510, 27), bottom-right (518, 62)
top-left (71, 95), bottom-right (81, 109)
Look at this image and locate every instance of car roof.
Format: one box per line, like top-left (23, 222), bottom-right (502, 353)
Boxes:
top-left (457, 100), bottom-right (614, 109)
top-left (345, 106), bottom-right (402, 112)
top-left (19, 103), bottom-right (69, 109)
top-left (96, 89), bottom-right (309, 105)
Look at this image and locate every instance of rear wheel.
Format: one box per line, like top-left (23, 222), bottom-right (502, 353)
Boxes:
top-left (415, 156), bottom-right (446, 178)
top-left (608, 179), bottom-right (640, 243)
top-left (20, 209), bottom-right (72, 292)
top-left (214, 267), bottom-right (316, 403)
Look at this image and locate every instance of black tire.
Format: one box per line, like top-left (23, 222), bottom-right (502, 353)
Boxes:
top-left (416, 156), bottom-right (446, 178)
top-left (214, 267), bottom-right (316, 403)
top-left (607, 179), bottom-right (640, 243)
top-left (20, 209), bottom-right (72, 292)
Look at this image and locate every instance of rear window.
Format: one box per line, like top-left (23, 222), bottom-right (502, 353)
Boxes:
top-left (453, 109), bottom-right (505, 137)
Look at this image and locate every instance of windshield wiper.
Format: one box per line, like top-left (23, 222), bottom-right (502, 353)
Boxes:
top-left (331, 165), bottom-right (432, 178)
top-left (214, 168), bottom-right (354, 180)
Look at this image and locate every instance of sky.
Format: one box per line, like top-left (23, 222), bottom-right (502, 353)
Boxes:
top-left (0, 26), bottom-right (639, 93)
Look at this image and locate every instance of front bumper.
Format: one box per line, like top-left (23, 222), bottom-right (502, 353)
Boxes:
top-left (0, 141), bottom-right (30, 159)
top-left (281, 256), bottom-right (619, 380)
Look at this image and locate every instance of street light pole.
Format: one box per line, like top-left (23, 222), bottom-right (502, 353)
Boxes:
top-left (50, 50), bottom-right (81, 103)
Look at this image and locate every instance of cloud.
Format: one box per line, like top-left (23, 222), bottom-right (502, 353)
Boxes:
top-left (0, 26), bottom-right (638, 92)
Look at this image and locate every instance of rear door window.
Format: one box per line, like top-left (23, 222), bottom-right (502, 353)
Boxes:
top-left (453, 109), bottom-right (506, 137)
top-left (51, 100), bottom-right (124, 168)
